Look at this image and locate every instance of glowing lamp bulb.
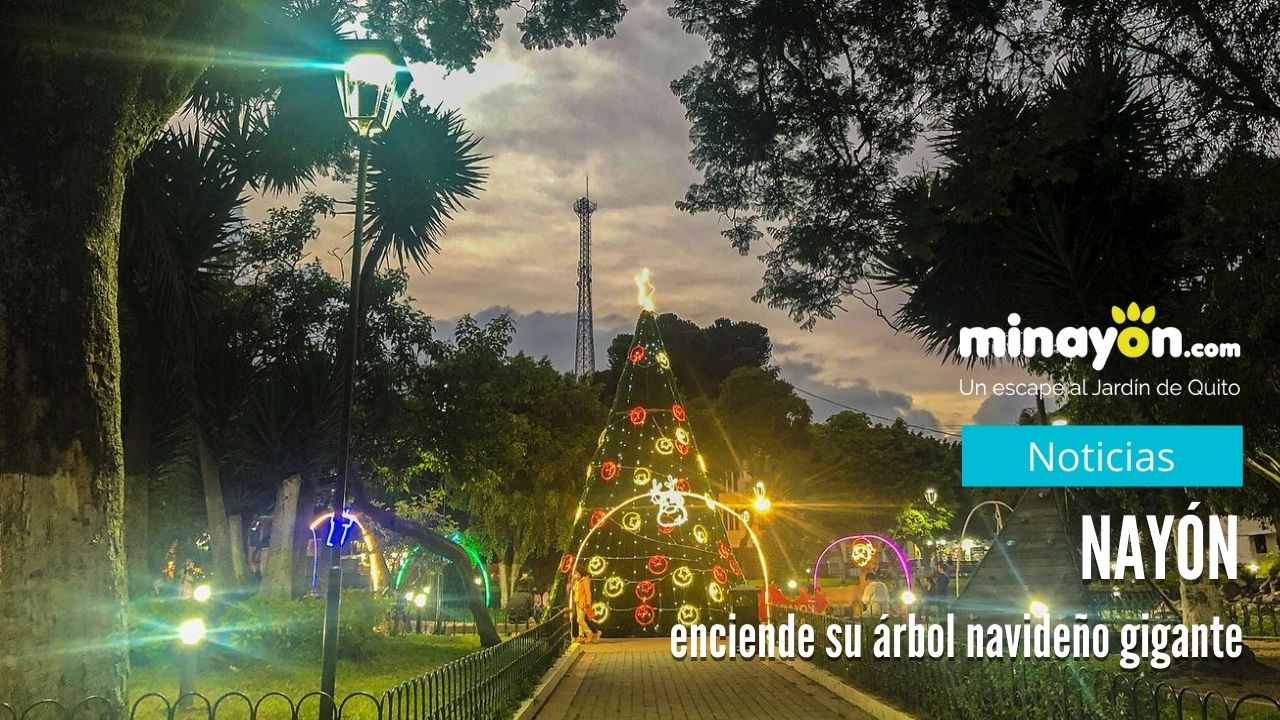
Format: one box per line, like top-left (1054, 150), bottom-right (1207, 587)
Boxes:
top-left (404, 591), bottom-right (415, 602)
top-left (474, 577), bottom-right (483, 586)
top-left (343, 53), bottom-right (397, 87)
top-left (786, 579), bottom-right (798, 590)
top-left (961, 538), bottom-right (975, 551)
top-left (192, 584), bottom-right (212, 603)
top-left (752, 495), bottom-right (772, 513)
top-left (414, 593), bottom-right (428, 608)
top-left (901, 590), bottom-right (917, 605)
top-left (178, 618), bottom-right (207, 646)
top-left (1029, 600), bottom-right (1049, 618)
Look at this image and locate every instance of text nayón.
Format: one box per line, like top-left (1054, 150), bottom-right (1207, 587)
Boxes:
top-left (1082, 506), bottom-right (1236, 581)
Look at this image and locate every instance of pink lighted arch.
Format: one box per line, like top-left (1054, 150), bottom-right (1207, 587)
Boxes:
top-left (811, 534), bottom-right (912, 593)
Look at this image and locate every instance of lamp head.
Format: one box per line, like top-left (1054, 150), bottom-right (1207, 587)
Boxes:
top-left (335, 39), bottom-right (411, 136)
top-left (178, 618), bottom-right (207, 646)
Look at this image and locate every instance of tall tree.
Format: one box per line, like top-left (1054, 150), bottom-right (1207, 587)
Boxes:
top-left (1, 0), bottom-right (623, 701)
top-left (670, 0), bottom-right (1280, 327)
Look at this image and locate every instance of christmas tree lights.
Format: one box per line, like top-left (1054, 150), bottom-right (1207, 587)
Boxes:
top-left (559, 270), bottom-right (745, 635)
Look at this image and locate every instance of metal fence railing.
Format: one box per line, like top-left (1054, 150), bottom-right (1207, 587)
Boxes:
top-left (1, 613), bottom-right (571, 720)
top-left (1224, 603), bottom-right (1280, 638)
top-left (790, 610), bottom-right (1280, 720)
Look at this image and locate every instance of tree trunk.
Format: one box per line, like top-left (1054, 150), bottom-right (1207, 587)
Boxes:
top-left (355, 500), bottom-right (501, 646)
top-left (196, 430), bottom-right (236, 589)
top-left (260, 474), bottom-right (301, 597)
top-left (291, 475), bottom-right (317, 598)
top-left (227, 514), bottom-right (248, 587)
top-left (0, 1), bottom-right (234, 704)
top-left (498, 559), bottom-right (510, 609)
top-left (0, 121), bottom-right (136, 709)
top-left (122, 384), bottom-right (153, 598)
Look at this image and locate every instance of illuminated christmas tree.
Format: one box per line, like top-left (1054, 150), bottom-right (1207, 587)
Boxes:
top-left (558, 270), bottom-right (745, 635)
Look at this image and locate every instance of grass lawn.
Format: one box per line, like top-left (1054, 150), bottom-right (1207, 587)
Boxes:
top-left (128, 633), bottom-right (481, 719)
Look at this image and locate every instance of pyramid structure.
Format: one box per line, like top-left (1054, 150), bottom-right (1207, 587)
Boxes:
top-left (557, 282), bottom-right (743, 635)
top-left (955, 487), bottom-right (1090, 618)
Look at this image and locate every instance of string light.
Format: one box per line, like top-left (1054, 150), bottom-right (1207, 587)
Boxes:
top-left (561, 282), bottom-right (773, 631)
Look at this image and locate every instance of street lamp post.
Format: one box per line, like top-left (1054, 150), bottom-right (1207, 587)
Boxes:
top-left (320, 39), bottom-right (411, 719)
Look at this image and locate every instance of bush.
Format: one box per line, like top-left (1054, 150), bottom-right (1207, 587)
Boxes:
top-left (218, 592), bottom-right (387, 660)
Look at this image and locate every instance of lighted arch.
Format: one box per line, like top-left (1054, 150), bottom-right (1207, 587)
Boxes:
top-left (309, 510), bottom-right (383, 591)
top-left (811, 534), bottom-right (912, 593)
top-left (392, 542), bottom-right (493, 607)
top-left (572, 492), bottom-right (772, 621)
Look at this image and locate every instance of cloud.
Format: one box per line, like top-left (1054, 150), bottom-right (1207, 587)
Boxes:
top-left (249, 2), bottom-right (1041, 436)
top-left (434, 306), bottom-right (632, 370)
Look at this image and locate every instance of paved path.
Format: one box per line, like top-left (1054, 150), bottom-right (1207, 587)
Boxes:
top-left (533, 638), bottom-right (872, 719)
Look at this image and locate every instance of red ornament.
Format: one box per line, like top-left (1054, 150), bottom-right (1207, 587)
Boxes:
top-left (590, 509), bottom-right (607, 529)
top-left (717, 541), bottom-right (731, 559)
top-left (713, 565), bottom-right (729, 585)
top-left (628, 406), bottom-right (647, 425)
top-left (634, 604), bottom-right (656, 626)
top-left (636, 580), bottom-right (656, 602)
top-left (674, 477), bottom-right (690, 492)
top-left (675, 441), bottom-right (690, 456)
top-left (729, 557), bottom-right (742, 576)
top-left (600, 460), bottom-right (619, 481)
top-left (671, 403), bottom-right (687, 421)
top-left (647, 554), bottom-right (669, 576)
top-left (628, 345), bottom-right (647, 364)
top-left (558, 554), bottom-right (576, 574)
top-left (658, 524), bottom-right (676, 535)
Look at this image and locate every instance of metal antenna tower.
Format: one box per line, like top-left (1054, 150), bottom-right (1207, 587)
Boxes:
top-left (573, 179), bottom-right (598, 380)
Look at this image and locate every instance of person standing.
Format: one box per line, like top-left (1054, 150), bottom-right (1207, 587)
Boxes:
top-left (861, 571), bottom-right (890, 617)
top-left (570, 571), bottom-right (602, 642)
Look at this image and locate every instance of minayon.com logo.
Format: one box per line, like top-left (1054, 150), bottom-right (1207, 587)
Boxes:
top-left (958, 303), bottom-right (1242, 371)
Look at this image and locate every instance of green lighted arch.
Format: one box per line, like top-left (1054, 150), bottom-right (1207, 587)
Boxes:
top-left (393, 537), bottom-right (492, 606)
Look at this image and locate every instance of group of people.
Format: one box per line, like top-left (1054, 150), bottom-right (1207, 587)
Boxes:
top-left (850, 562), bottom-right (953, 618)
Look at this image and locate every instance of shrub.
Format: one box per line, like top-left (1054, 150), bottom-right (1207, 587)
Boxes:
top-left (217, 592), bottom-right (387, 660)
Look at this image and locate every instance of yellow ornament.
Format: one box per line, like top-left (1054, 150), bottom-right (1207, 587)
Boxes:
top-left (587, 556), bottom-right (607, 576)
top-left (677, 604), bottom-right (700, 625)
top-left (708, 582), bottom-right (725, 603)
top-left (603, 576), bottom-right (624, 597)
top-left (693, 525), bottom-right (708, 544)
top-left (672, 566), bottom-right (694, 587)
top-left (592, 602), bottom-right (610, 622)
top-left (621, 512), bottom-right (642, 532)
top-left (633, 467), bottom-right (652, 486)
top-left (655, 438), bottom-right (675, 455)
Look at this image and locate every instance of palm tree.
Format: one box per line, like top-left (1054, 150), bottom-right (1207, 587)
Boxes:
top-left (119, 9), bottom-right (486, 600)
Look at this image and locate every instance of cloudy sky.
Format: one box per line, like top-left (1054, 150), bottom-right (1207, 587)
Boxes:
top-left (282, 0), bottom-right (1035, 432)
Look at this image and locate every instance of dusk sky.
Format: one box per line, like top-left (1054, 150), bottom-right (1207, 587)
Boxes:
top-left (263, 0), bottom-right (1035, 432)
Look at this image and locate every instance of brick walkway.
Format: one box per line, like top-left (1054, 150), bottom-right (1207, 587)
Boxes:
top-left (533, 638), bottom-right (872, 719)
